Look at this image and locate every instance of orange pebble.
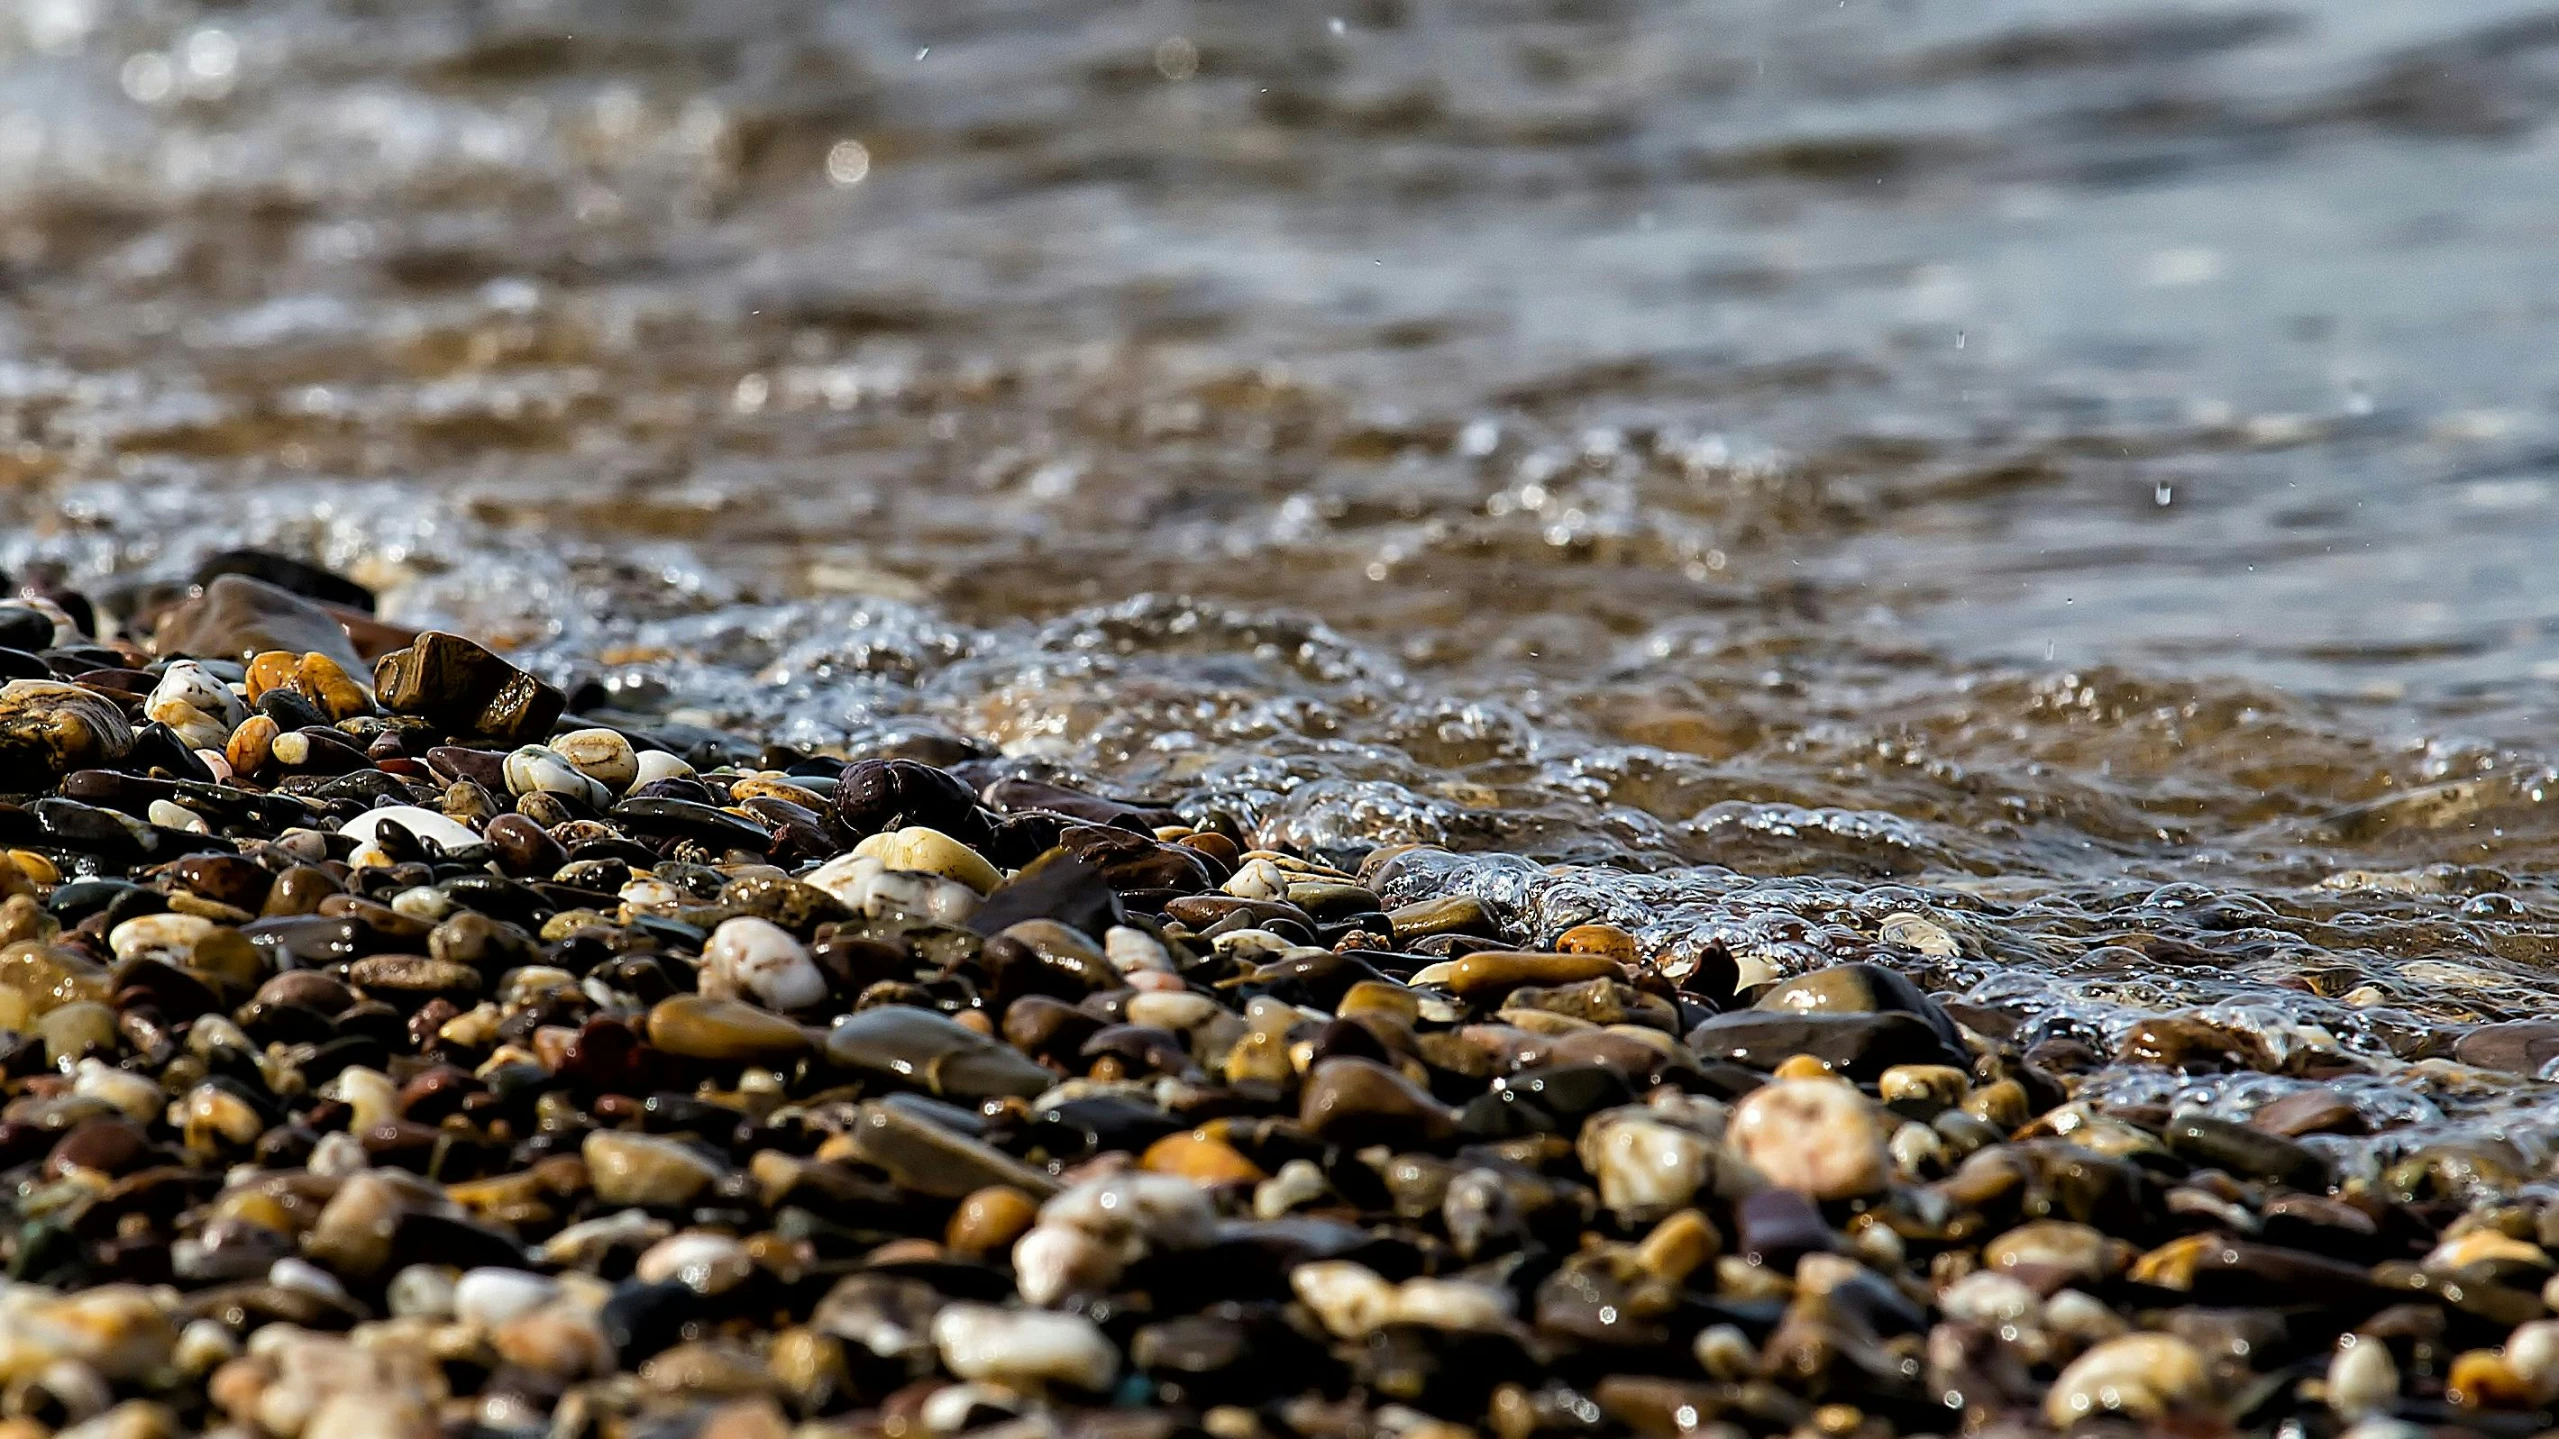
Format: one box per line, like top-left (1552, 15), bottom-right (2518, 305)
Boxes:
top-left (946, 1185), bottom-right (1040, 1256)
top-left (1142, 1130), bottom-right (1269, 1185)
top-left (1556, 922), bottom-right (1639, 963)
top-left (296, 651), bottom-right (373, 720)
top-left (243, 650), bottom-right (298, 700)
top-left (225, 714), bottom-right (279, 777)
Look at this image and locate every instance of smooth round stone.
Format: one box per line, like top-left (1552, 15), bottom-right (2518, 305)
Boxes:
top-left (504, 745), bottom-right (612, 806)
top-left (824, 1006), bottom-right (1054, 1100)
top-left (1140, 1130), bottom-right (1267, 1185)
top-left (946, 1186), bottom-right (1040, 1256)
top-left (387, 1264), bottom-right (459, 1319)
top-left (2045, 1333), bottom-right (2211, 1426)
top-left (646, 994), bottom-right (814, 1063)
top-left (1983, 1220), bottom-right (2119, 1284)
top-left (1754, 963), bottom-right (1963, 1047)
top-left (453, 1267), bottom-right (562, 1330)
top-left (583, 1131), bottom-right (729, 1207)
top-left (635, 1230), bottom-right (754, 1294)
top-left (701, 917), bottom-right (829, 1012)
top-left (1299, 1056), bottom-right (1457, 1148)
top-left (1386, 895), bottom-right (1494, 945)
top-left (339, 805), bottom-right (485, 854)
top-left (2165, 1109), bottom-right (2329, 1189)
top-left (40, 1002), bottom-right (119, 1068)
top-left (1577, 1110), bottom-right (1722, 1222)
top-left (2252, 1089), bottom-right (2367, 1138)
top-left (932, 1303), bottom-right (1118, 1392)
top-left (2453, 1020), bottom-right (2559, 1075)
top-left (851, 825), bottom-right (1002, 894)
top-left (553, 728), bottom-right (640, 792)
top-left (1728, 1077), bottom-right (1890, 1200)
top-left (633, 750), bottom-right (696, 786)
top-left (108, 911), bottom-right (217, 961)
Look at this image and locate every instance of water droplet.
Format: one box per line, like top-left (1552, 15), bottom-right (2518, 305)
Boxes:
top-left (825, 140), bottom-right (871, 187)
top-left (2154, 481), bottom-right (2173, 507)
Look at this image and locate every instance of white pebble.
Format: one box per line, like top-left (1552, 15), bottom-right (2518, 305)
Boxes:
top-left (389, 886), bottom-right (452, 922)
top-left (2046, 1333), bottom-right (2209, 1426)
top-left (1106, 926), bottom-right (1175, 974)
top-left (1728, 1077), bottom-right (1891, 1200)
top-left (503, 745), bottom-right (611, 807)
top-left (148, 799), bottom-right (209, 833)
top-left (387, 1265), bottom-right (457, 1318)
top-left (453, 1268), bottom-right (561, 1331)
top-left (1038, 1172), bottom-right (1217, 1259)
top-left (72, 1059), bottom-right (163, 1121)
top-left (1577, 1111), bottom-right (1725, 1223)
top-left (340, 805), bottom-right (485, 854)
top-left (635, 1231), bottom-right (753, 1294)
top-left (1222, 857), bottom-right (1289, 900)
top-left (306, 1131), bottom-right (369, 1177)
top-left (701, 916), bottom-right (829, 1012)
top-left (2328, 1333), bottom-right (2399, 1418)
top-left (932, 1303), bottom-right (1119, 1392)
top-left (1011, 1223), bottom-right (1122, 1307)
top-left (633, 750), bottom-right (696, 786)
top-left (552, 728), bottom-right (640, 792)
top-left (108, 912), bottom-right (213, 961)
top-left (268, 1256), bottom-right (351, 1304)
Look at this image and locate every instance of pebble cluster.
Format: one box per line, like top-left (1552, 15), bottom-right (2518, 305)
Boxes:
top-left (0, 556), bottom-right (2538, 1439)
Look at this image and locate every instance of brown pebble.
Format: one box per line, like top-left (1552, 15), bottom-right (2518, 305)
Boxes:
top-left (1556, 923), bottom-right (1639, 962)
top-left (1436, 951), bottom-right (1623, 1000)
top-left (2252, 1089), bottom-right (2368, 1138)
top-left (945, 1185), bottom-right (1040, 1256)
top-left (1299, 1056), bottom-right (1457, 1148)
top-left (646, 994), bottom-right (815, 1063)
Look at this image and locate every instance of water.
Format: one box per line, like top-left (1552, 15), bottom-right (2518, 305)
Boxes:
top-left (10, 0), bottom-right (2559, 1153)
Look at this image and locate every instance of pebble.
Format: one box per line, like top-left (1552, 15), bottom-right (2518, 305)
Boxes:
top-left (2329, 1333), bottom-right (2399, 1419)
top-left (338, 805), bottom-right (485, 854)
top-left (371, 631), bottom-right (566, 745)
top-left (453, 1268), bottom-right (560, 1329)
top-left (699, 916), bottom-right (830, 1012)
top-left (1299, 1056), bottom-right (1457, 1147)
top-left (1728, 1076), bottom-right (1891, 1199)
top-left (635, 1231), bottom-right (754, 1294)
top-left (0, 577), bottom-right (2518, 1439)
top-left (0, 681), bottom-right (134, 784)
top-left (931, 1304), bottom-right (1119, 1392)
top-left (502, 744), bottom-right (612, 807)
top-left (552, 727), bottom-right (640, 791)
top-left (2045, 1333), bottom-right (2211, 1426)
top-left (852, 825), bottom-right (1004, 893)
top-left (583, 1131), bottom-right (729, 1206)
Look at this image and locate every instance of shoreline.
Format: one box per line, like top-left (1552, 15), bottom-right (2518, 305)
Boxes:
top-left (0, 558), bottom-right (2534, 1438)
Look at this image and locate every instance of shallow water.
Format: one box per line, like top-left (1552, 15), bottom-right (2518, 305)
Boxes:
top-left (10, 0), bottom-right (2559, 1152)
